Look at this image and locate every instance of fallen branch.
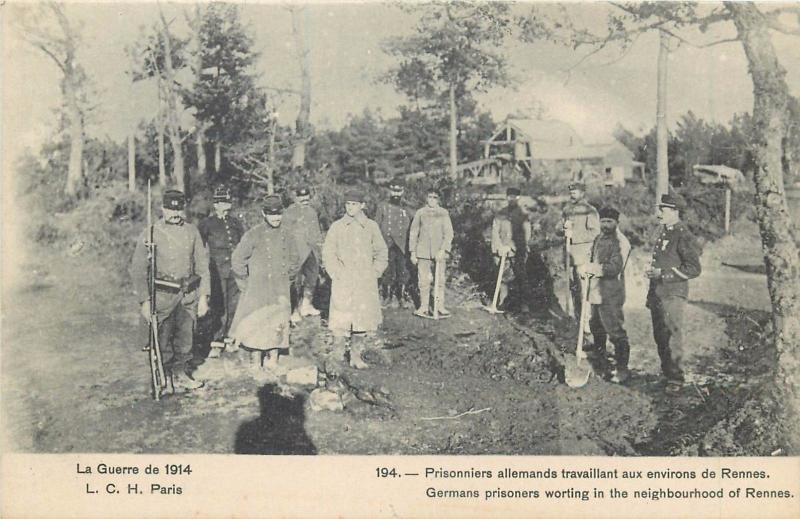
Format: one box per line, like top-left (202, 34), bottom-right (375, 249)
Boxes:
top-left (421, 407), bottom-right (491, 421)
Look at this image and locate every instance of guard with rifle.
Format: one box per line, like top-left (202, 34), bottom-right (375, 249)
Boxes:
top-left (130, 189), bottom-right (210, 395)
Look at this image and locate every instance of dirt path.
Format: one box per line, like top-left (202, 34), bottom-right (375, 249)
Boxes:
top-left (1, 230), bottom-right (780, 455)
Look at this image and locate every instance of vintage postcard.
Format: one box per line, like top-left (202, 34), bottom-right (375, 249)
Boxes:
top-left (2, 1), bottom-right (799, 518)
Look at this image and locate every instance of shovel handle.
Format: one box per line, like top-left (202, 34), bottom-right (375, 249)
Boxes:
top-left (575, 276), bottom-right (590, 362)
top-left (433, 257), bottom-right (443, 320)
top-left (490, 252), bottom-right (506, 309)
top-left (565, 237), bottom-right (574, 317)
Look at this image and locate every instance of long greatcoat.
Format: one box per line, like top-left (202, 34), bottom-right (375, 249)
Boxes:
top-left (322, 212), bottom-right (388, 333)
top-left (229, 222), bottom-right (298, 349)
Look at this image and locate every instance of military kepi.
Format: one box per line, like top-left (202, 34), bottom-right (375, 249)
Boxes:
top-left (567, 181), bottom-right (585, 191)
top-left (599, 207), bottom-right (620, 221)
top-left (262, 195), bottom-right (283, 215)
top-left (213, 185), bottom-right (232, 202)
top-left (295, 186), bottom-right (311, 197)
top-left (506, 187), bottom-right (521, 196)
top-left (163, 190), bottom-right (186, 210)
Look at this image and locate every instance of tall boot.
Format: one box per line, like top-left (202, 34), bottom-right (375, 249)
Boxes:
top-left (349, 335), bottom-right (369, 370)
top-left (611, 337), bottom-right (631, 384)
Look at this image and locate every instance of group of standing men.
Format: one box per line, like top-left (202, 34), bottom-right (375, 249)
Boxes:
top-left (130, 180), bottom-right (459, 393)
top-left (547, 181), bottom-right (702, 391)
top-left (131, 177), bottom-right (701, 395)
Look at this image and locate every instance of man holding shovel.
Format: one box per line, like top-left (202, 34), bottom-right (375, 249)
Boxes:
top-left (409, 188), bottom-right (454, 319)
top-left (490, 187), bottom-right (531, 312)
top-left (561, 181), bottom-right (599, 330)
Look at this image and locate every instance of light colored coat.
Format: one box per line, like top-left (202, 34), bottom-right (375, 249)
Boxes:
top-left (229, 223), bottom-right (298, 346)
top-left (322, 212), bottom-right (388, 332)
top-left (408, 206), bottom-right (454, 260)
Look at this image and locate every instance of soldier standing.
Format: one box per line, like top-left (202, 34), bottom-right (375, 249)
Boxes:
top-left (408, 188), bottom-right (455, 318)
top-left (129, 190), bottom-right (210, 392)
top-left (197, 186), bottom-right (244, 350)
top-left (580, 207), bottom-right (632, 383)
top-left (561, 181), bottom-right (600, 324)
top-left (229, 196), bottom-right (299, 371)
top-left (322, 188), bottom-right (388, 369)
top-left (283, 186), bottom-right (324, 323)
top-left (375, 178), bottom-right (413, 308)
top-left (646, 194), bottom-right (702, 393)
top-left (491, 187), bottom-right (531, 311)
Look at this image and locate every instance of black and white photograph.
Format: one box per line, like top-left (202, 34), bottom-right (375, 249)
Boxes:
top-left (2, 0), bottom-right (800, 471)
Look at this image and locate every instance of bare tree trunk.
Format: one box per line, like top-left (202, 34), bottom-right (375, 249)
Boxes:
top-left (25, 4), bottom-right (87, 197)
top-left (196, 122), bottom-right (207, 178)
top-left (188, 5), bottom-right (207, 181)
top-left (214, 141), bottom-right (222, 174)
top-left (267, 117), bottom-right (277, 195)
top-left (656, 29), bottom-right (670, 206)
top-left (128, 133), bottom-right (136, 192)
top-left (65, 84), bottom-right (84, 196)
top-left (159, 9), bottom-right (185, 191)
top-left (449, 85), bottom-right (458, 180)
top-left (290, 6), bottom-right (311, 170)
top-left (727, 1), bottom-right (800, 449)
top-left (157, 100), bottom-right (167, 185)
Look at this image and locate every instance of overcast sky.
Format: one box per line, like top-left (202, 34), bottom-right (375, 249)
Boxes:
top-left (3, 1), bottom-right (800, 168)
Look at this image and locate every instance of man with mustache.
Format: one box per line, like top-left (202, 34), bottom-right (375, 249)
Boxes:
top-left (130, 189), bottom-right (210, 393)
top-left (646, 194), bottom-right (702, 393)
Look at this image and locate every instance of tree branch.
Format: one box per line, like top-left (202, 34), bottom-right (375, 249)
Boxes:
top-left (30, 41), bottom-right (68, 73)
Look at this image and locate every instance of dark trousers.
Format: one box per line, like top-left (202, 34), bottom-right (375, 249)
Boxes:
top-left (215, 276), bottom-right (239, 340)
top-left (292, 253), bottom-right (319, 312)
top-left (588, 303), bottom-right (630, 369)
top-left (299, 253), bottom-right (319, 292)
top-left (380, 244), bottom-right (411, 302)
top-left (648, 294), bottom-right (686, 381)
top-left (159, 304), bottom-right (195, 376)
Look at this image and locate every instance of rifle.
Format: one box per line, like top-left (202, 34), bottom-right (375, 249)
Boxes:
top-left (146, 179), bottom-right (168, 400)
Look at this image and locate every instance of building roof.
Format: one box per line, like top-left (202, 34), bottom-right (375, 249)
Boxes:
top-left (505, 118), bottom-right (582, 146)
top-left (693, 164), bottom-right (748, 189)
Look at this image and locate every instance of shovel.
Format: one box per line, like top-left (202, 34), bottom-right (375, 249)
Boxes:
top-left (483, 252), bottom-right (506, 314)
top-left (565, 274), bottom-right (591, 388)
top-left (432, 256), bottom-right (444, 320)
